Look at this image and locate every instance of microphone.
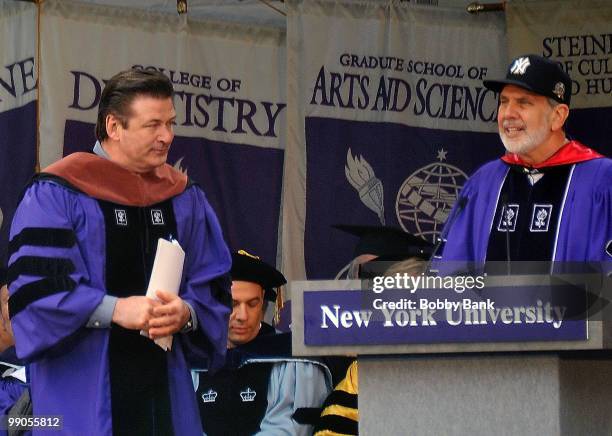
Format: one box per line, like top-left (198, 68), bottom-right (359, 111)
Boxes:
top-left (499, 193), bottom-right (511, 274)
top-left (426, 196), bottom-right (468, 273)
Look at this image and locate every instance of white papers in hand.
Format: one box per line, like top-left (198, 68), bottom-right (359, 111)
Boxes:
top-left (144, 238), bottom-right (185, 351)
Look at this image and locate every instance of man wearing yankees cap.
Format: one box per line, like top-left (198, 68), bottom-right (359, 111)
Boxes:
top-left (439, 54), bottom-right (612, 266)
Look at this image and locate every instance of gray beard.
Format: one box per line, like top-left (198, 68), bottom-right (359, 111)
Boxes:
top-left (499, 124), bottom-right (550, 156)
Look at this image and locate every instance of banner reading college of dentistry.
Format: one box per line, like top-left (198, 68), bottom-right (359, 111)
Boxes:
top-left (39, 0), bottom-right (286, 265)
top-left (0, 1), bottom-right (37, 268)
top-left (284, 0), bottom-right (506, 279)
top-left (506, 0), bottom-right (612, 155)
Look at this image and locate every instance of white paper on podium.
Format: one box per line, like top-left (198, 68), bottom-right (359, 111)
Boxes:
top-left (143, 238), bottom-right (185, 351)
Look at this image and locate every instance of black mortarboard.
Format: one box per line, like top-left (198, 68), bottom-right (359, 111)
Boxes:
top-left (333, 225), bottom-right (434, 260)
top-left (483, 54), bottom-right (572, 105)
top-left (231, 250), bottom-right (287, 301)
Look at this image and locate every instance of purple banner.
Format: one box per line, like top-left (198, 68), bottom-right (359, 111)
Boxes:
top-left (304, 117), bottom-right (502, 279)
top-left (303, 285), bottom-right (587, 345)
top-left (0, 101), bottom-right (37, 266)
top-left (63, 120), bottom-right (284, 264)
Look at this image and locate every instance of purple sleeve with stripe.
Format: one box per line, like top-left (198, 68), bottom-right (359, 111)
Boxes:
top-left (8, 181), bottom-right (106, 362)
top-left (173, 185), bottom-right (232, 371)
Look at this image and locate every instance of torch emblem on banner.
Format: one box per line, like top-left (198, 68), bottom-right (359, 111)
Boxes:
top-left (345, 148), bottom-right (385, 225)
top-left (173, 157), bottom-right (189, 176)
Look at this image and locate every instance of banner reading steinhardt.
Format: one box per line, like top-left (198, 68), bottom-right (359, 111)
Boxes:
top-left (284, 0), bottom-right (506, 279)
top-left (0, 1), bottom-right (37, 267)
top-left (506, 0), bottom-right (612, 155)
top-left (39, 0), bottom-right (286, 263)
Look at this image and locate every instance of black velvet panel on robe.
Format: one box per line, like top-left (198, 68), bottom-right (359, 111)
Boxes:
top-left (99, 198), bottom-right (178, 436)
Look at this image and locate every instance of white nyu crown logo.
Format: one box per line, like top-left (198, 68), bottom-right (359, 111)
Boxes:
top-left (201, 389), bottom-right (218, 403)
top-left (240, 388), bottom-right (256, 402)
top-left (510, 57), bottom-right (530, 75)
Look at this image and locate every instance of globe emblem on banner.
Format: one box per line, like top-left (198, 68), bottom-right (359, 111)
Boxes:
top-left (395, 149), bottom-right (467, 243)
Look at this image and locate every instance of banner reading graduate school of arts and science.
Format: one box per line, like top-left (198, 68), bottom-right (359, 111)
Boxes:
top-left (506, 0), bottom-right (612, 155)
top-left (0, 1), bottom-right (38, 267)
top-left (284, 0), bottom-right (506, 280)
top-left (38, 0), bottom-right (286, 264)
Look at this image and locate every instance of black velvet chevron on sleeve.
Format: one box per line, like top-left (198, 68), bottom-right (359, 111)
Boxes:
top-left (9, 276), bottom-right (76, 317)
top-left (8, 228), bottom-right (76, 256)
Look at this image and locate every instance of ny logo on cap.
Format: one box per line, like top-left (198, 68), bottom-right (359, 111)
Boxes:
top-left (510, 57), bottom-right (531, 75)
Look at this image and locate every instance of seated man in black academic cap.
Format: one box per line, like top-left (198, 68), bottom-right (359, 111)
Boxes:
top-left (193, 250), bottom-right (332, 436)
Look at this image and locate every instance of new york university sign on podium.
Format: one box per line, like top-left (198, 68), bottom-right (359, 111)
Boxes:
top-left (291, 266), bottom-right (611, 356)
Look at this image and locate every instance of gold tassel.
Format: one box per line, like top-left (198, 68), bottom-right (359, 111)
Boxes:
top-left (273, 285), bottom-right (284, 326)
top-left (238, 249), bottom-right (260, 260)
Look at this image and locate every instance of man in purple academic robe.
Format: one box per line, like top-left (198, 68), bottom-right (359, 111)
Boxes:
top-left (7, 69), bottom-right (232, 435)
top-left (439, 55), bottom-right (612, 269)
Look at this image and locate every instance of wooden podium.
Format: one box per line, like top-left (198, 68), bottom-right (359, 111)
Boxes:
top-left (291, 275), bottom-right (612, 435)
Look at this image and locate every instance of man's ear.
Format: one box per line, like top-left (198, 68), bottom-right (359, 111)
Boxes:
top-left (105, 113), bottom-right (122, 141)
top-left (551, 104), bottom-right (570, 132)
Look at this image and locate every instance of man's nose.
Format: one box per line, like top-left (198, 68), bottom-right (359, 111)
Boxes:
top-left (158, 124), bottom-right (174, 144)
top-left (233, 304), bottom-right (247, 321)
top-left (501, 101), bottom-right (520, 119)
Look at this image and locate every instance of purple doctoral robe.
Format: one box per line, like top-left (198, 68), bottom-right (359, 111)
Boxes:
top-left (441, 157), bottom-right (612, 265)
top-left (8, 155), bottom-right (231, 435)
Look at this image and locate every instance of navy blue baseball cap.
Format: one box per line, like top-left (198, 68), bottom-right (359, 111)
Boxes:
top-left (484, 54), bottom-right (572, 106)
